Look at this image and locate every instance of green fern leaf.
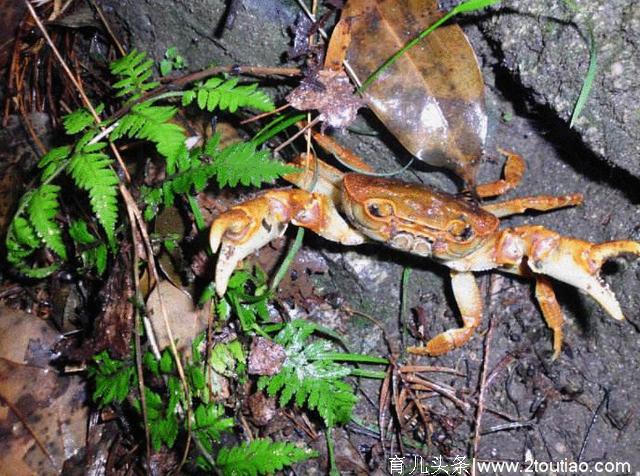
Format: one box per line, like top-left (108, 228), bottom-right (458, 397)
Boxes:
top-left (67, 141), bottom-right (119, 241)
top-left (257, 320), bottom-right (358, 428)
top-left (210, 141), bottom-right (298, 188)
top-left (63, 104), bottom-right (104, 135)
top-left (216, 439), bottom-right (317, 476)
top-left (26, 184), bottom-right (67, 259)
top-left (110, 50), bottom-right (159, 101)
top-left (112, 102), bottom-right (187, 173)
top-left (38, 146), bottom-right (71, 181)
top-left (183, 77), bottom-right (274, 113)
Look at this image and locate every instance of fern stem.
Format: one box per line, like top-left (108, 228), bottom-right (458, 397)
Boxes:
top-left (349, 368), bottom-right (387, 379)
top-left (326, 430), bottom-right (339, 476)
top-left (148, 91), bottom-right (185, 103)
top-left (187, 195), bottom-right (206, 231)
top-left (270, 227), bottom-right (305, 293)
top-left (311, 352), bottom-right (389, 365)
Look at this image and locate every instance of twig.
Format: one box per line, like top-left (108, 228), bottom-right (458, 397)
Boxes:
top-left (272, 116), bottom-right (321, 154)
top-left (240, 103), bottom-right (290, 124)
top-left (482, 420), bottom-right (535, 435)
top-left (88, 0), bottom-right (126, 56)
top-left (471, 316), bottom-right (495, 476)
top-left (399, 365), bottom-right (465, 376)
top-left (577, 388), bottom-right (609, 462)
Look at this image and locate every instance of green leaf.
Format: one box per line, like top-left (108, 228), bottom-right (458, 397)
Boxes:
top-left (257, 320), bottom-right (361, 428)
top-left (62, 104), bottom-right (104, 135)
top-left (27, 184), bottom-right (67, 259)
top-left (210, 141), bottom-right (299, 188)
top-left (67, 141), bottom-right (119, 241)
top-left (570, 26), bottom-right (598, 127)
top-left (193, 402), bottom-right (234, 450)
top-left (89, 351), bottom-right (136, 406)
top-left (111, 102), bottom-right (187, 173)
top-left (183, 76), bottom-right (274, 113)
top-left (160, 348), bottom-right (174, 374)
top-left (110, 50), bottom-right (160, 101)
top-left (215, 438), bottom-right (317, 476)
top-left (38, 145), bottom-right (71, 181)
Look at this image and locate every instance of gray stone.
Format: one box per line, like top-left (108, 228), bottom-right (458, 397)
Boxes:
top-left (479, 0), bottom-right (640, 178)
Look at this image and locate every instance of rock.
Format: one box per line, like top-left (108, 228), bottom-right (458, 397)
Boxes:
top-left (479, 0), bottom-right (640, 178)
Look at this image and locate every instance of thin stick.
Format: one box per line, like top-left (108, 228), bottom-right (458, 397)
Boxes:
top-left (88, 0), bottom-right (126, 57)
top-left (471, 317), bottom-right (495, 476)
top-left (240, 103), bottom-right (290, 125)
top-left (577, 388), bottom-right (609, 462)
top-left (272, 116), bottom-right (321, 154)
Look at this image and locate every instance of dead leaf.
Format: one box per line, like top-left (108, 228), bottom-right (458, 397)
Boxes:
top-left (247, 337), bottom-right (285, 376)
top-left (342, 0), bottom-right (487, 187)
top-left (146, 280), bottom-right (208, 355)
top-left (0, 306), bottom-right (87, 476)
top-left (287, 68), bottom-right (363, 129)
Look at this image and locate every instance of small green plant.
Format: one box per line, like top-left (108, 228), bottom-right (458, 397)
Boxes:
top-left (258, 319), bottom-right (387, 428)
top-left (214, 439), bottom-right (318, 476)
top-left (160, 47), bottom-right (187, 76)
top-left (89, 350), bottom-right (137, 406)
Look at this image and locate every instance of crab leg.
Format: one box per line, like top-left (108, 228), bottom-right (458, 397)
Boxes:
top-left (475, 149), bottom-right (525, 198)
top-left (534, 277), bottom-right (565, 360)
top-left (210, 189), bottom-right (364, 296)
top-left (482, 193), bottom-right (583, 218)
top-left (408, 271), bottom-right (483, 356)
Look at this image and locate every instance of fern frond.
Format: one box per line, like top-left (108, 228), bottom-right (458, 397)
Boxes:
top-left (67, 140), bottom-right (119, 241)
top-left (215, 439), bottom-right (317, 476)
top-left (111, 102), bottom-right (187, 173)
top-left (209, 141), bottom-right (298, 188)
top-left (38, 145), bottom-right (71, 181)
top-left (63, 104), bottom-right (104, 135)
top-left (140, 134), bottom-right (296, 218)
top-left (26, 184), bottom-right (67, 259)
top-left (258, 320), bottom-right (358, 428)
top-left (5, 193), bottom-right (64, 278)
top-left (110, 50), bottom-right (159, 101)
top-left (183, 77), bottom-right (275, 113)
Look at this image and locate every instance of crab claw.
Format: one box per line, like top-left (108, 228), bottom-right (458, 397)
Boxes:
top-left (210, 196), bottom-right (290, 296)
top-left (210, 189), bottom-right (365, 296)
top-left (516, 226), bottom-right (640, 320)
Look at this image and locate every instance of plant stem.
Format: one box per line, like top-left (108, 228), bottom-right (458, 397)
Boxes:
top-left (270, 227), bottom-right (305, 293)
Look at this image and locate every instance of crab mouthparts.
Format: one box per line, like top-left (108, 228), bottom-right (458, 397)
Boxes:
top-left (389, 231), bottom-right (432, 257)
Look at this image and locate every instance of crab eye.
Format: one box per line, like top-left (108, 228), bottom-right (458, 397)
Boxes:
top-left (448, 220), bottom-right (474, 241)
top-left (367, 201), bottom-right (393, 218)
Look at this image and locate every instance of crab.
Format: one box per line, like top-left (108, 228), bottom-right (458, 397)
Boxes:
top-left (209, 140), bottom-right (640, 359)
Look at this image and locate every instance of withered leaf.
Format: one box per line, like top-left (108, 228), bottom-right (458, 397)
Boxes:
top-left (342, 0), bottom-right (487, 187)
top-left (287, 68), bottom-right (363, 130)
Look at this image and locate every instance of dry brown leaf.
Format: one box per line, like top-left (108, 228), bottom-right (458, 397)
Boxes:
top-left (146, 280), bottom-right (208, 355)
top-left (0, 306), bottom-right (87, 476)
top-left (342, 0), bottom-right (487, 187)
top-left (287, 68), bottom-right (363, 130)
